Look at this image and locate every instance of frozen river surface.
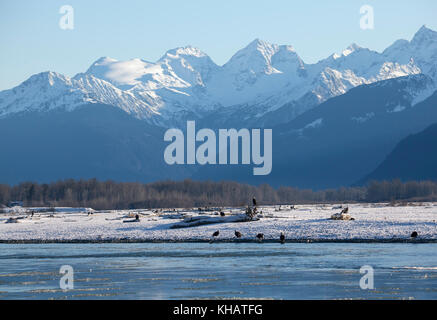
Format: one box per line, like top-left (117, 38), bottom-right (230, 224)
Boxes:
top-left (0, 243), bottom-right (436, 299)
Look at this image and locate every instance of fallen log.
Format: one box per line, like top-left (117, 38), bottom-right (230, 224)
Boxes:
top-left (170, 214), bottom-right (259, 229)
top-left (330, 212), bottom-right (354, 220)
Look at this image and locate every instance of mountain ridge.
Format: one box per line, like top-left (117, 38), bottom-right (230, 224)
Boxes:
top-left (1, 26), bottom-right (437, 127)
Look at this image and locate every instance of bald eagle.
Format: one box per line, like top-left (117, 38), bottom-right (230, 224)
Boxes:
top-left (256, 233), bottom-right (264, 242)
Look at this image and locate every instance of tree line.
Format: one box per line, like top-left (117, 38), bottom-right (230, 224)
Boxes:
top-left (0, 179), bottom-right (436, 210)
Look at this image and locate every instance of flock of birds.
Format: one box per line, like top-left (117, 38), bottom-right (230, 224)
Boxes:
top-left (209, 229), bottom-right (419, 243)
top-left (210, 229), bottom-right (286, 244)
top-left (208, 199), bottom-right (420, 243)
top-left (208, 197), bottom-right (287, 243)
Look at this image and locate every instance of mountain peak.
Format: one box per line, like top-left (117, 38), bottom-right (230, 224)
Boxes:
top-left (226, 39), bottom-right (278, 67)
top-left (244, 38), bottom-right (278, 54)
top-left (416, 24), bottom-right (434, 34)
top-left (161, 46), bottom-right (208, 60)
top-left (342, 43), bottom-right (362, 56)
top-left (248, 38), bottom-right (272, 47)
top-left (221, 39), bottom-right (278, 77)
top-left (91, 56), bottom-right (118, 66)
top-left (412, 25), bottom-right (437, 44)
top-left (23, 71), bottom-right (70, 86)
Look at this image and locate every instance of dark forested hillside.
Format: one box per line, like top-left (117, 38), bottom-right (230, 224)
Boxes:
top-left (0, 104), bottom-right (192, 185)
top-left (1, 179), bottom-right (436, 210)
top-left (360, 123), bottom-right (437, 183)
top-left (1, 78), bottom-right (437, 190)
top-left (194, 76), bottom-right (437, 189)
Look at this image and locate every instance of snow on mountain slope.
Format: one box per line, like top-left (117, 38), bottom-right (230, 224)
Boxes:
top-left (84, 47), bottom-right (221, 121)
top-left (1, 26), bottom-right (437, 126)
top-left (0, 71), bottom-right (159, 121)
top-left (206, 39), bottom-right (306, 107)
top-left (249, 26), bottom-right (435, 118)
top-left (384, 26), bottom-right (437, 76)
top-left (86, 46), bottom-right (219, 90)
top-left (205, 27), bottom-right (431, 121)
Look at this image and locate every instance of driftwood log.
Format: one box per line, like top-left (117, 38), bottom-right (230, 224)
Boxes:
top-left (170, 214), bottom-right (259, 229)
top-left (330, 212), bottom-right (354, 220)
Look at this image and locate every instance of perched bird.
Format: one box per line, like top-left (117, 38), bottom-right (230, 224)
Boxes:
top-left (252, 197), bottom-right (257, 207)
top-left (220, 211), bottom-right (225, 217)
top-left (235, 230), bottom-right (242, 238)
top-left (280, 232), bottom-right (285, 244)
top-left (411, 231), bottom-right (418, 238)
top-left (341, 207), bottom-right (349, 214)
top-left (209, 230), bottom-right (220, 244)
top-left (256, 233), bottom-right (264, 242)
top-left (135, 214), bottom-right (140, 221)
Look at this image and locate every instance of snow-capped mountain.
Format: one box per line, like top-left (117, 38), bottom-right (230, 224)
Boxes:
top-left (1, 26), bottom-right (437, 126)
top-left (0, 71), bottom-right (160, 122)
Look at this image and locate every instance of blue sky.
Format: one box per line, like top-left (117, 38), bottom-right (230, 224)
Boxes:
top-left (0, 0), bottom-right (436, 90)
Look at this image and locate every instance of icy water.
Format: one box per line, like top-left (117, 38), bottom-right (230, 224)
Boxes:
top-left (0, 243), bottom-right (436, 299)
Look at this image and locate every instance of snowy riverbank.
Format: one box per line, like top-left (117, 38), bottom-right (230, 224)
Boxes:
top-left (0, 203), bottom-right (436, 242)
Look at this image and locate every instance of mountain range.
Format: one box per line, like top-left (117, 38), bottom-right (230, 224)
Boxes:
top-left (1, 25), bottom-right (437, 188)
